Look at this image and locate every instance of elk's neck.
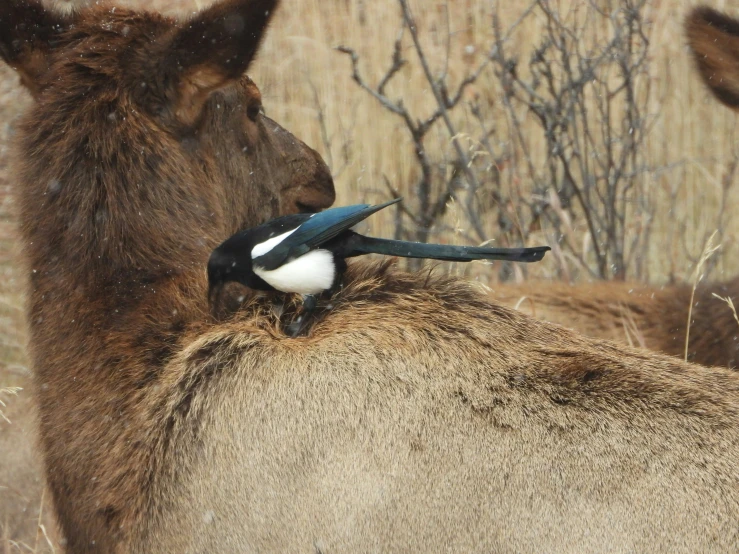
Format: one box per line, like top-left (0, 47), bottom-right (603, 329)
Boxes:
top-left (15, 124), bottom-right (225, 384)
top-left (16, 105), bottom-right (225, 325)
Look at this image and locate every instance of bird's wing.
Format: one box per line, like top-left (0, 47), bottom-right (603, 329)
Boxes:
top-left (254, 198), bottom-right (401, 270)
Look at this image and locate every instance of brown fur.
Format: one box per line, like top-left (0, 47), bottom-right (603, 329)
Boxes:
top-left (492, 280), bottom-right (739, 368)
top-left (0, 0), bottom-right (335, 550)
top-left (4, 0), bottom-right (739, 552)
top-left (685, 6), bottom-right (739, 109)
top-left (493, 7), bottom-right (739, 369)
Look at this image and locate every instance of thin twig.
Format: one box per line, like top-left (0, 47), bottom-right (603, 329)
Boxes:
top-left (398, 0), bottom-right (487, 241)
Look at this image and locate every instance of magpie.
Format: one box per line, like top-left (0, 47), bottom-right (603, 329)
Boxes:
top-left (208, 198), bottom-right (550, 332)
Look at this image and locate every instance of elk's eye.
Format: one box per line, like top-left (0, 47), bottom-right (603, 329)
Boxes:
top-left (247, 104), bottom-right (262, 122)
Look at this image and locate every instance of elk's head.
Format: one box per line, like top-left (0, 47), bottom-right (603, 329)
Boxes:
top-left (0, 0), bottom-right (335, 277)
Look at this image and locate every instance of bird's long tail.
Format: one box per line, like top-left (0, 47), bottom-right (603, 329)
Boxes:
top-left (344, 234), bottom-right (550, 263)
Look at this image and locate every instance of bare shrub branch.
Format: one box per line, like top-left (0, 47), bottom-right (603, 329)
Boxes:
top-left (337, 0), bottom-right (674, 282)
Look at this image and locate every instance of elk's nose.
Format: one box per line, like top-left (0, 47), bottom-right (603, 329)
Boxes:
top-left (287, 147), bottom-right (336, 214)
top-left (304, 150), bottom-right (335, 212)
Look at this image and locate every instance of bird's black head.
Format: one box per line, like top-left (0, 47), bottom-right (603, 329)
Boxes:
top-left (207, 231), bottom-right (277, 316)
top-left (207, 247), bottom-right (241, 314)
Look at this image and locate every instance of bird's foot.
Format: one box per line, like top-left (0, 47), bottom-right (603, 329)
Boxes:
top-left (303, 294), bottom-right (318, 312)
top-left (286, 295), bottom-right (318, 337)
top-left (286, 315), bottom-right (306, 337)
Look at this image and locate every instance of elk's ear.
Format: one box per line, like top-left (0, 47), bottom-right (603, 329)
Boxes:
top-left (164, 0), bottom-right (278, 125)
top-left (0, 0), bottom-right (72, 94)
top-left (686, 7), bottom-right (739, 110)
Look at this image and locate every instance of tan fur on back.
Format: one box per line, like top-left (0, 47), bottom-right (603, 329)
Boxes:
top-left (134, 262), bottom-right (739, 552)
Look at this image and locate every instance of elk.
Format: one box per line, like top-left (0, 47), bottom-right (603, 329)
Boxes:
top-left (491, 278), bottom-right (739, 368)
top-left (3, 0), bottom-right (739, 552)
top-left (492, 7), bottom-right (739, 369)
top-left (0, 0), bottom-right (336, 548)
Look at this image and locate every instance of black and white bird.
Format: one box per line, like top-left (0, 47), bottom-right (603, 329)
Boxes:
top-left (208, 198), bottom-right (550, 331)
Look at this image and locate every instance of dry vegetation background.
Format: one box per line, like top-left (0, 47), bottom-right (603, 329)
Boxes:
top-left (2, 0), bottom-right (739, 550)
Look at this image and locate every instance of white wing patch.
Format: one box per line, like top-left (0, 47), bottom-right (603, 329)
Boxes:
top-left (251, 228), bottom-right (298, 259)
top-left (253, 249), bottom-right (335, 295)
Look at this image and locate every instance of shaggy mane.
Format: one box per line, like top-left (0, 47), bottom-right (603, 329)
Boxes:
top-left (215, 259), bottom-right (502, 338)
top-left (187, 260), bottom-right (739, 427)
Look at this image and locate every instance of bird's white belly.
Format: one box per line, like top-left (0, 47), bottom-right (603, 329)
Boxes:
top-left (253, 249), bottom-right (336, 295)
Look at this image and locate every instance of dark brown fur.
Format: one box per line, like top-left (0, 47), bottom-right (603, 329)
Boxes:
top-left (0, 0), bottom-right (334, 549)
top-left (5, 1), bottom-right (739, 552)
top-left (493, 7), bottom-right (739, 369)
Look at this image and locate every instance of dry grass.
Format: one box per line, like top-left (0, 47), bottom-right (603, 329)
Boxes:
top-left (2, 0), bottom-right (739, 550)
top-left (684, 230), bottom-right (720, 361)
top-left (713, 292), bottom-right (739, 327)
top-left (245, 0), bottom-right (739, 284)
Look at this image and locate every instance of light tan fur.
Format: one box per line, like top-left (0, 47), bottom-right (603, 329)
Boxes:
top-left (3, 1), bottom-right (739, 552)
top-left (136, 262), bottom-right (739, 552)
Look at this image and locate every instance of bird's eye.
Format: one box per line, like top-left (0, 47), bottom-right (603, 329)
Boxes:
top-left (247, 103), bottom-right (263, 122)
